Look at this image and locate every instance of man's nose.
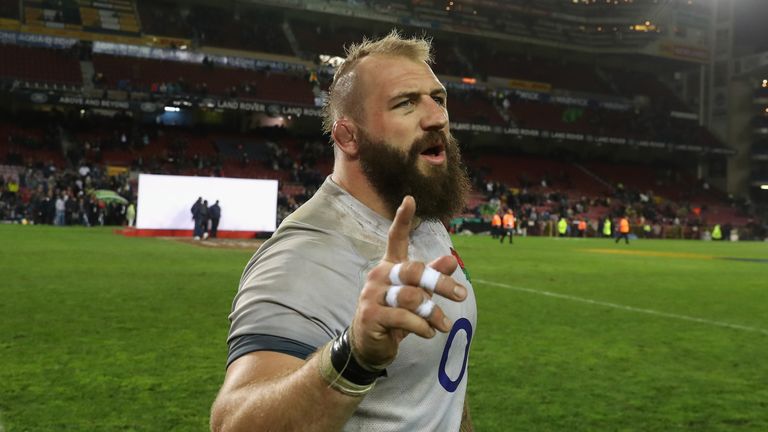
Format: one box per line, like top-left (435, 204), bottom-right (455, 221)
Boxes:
top-left (420, 97), bottom-right (448, 131)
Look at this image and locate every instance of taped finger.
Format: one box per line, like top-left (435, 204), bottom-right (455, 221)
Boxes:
top-left (415, 299), bottom-right (436, 319)
top-left (388, 263), bottom-right (403, 286)
top-left (418, 267), bottom-right (441, 293)
top-left (385, 285), bottom-right (403, 308)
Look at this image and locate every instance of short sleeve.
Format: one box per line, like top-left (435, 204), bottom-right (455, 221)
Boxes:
top-left (227, 225), bottom-right (370, 359)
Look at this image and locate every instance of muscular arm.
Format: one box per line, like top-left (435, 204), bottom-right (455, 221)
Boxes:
top-left (210, 350), bottom-right (362, 432)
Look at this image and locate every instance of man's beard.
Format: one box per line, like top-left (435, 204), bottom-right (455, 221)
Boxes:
top-left (357, 129), bottom-right (471, 222)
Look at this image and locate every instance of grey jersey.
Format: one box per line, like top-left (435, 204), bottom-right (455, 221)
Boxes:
top-left (228, 178), bottom-right (477, 432)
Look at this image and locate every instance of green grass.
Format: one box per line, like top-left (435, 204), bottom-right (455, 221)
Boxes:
top-left (1, 226), bottom-right (767, 431)
top-left (456, 235), bottom-right (768, 431)
top-left (1, 226), bottom-right (245, 431)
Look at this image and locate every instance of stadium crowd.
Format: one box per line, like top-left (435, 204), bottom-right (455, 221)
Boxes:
top-left (0, 118), bottom-right (333, 228)
top-left (0, 5), bottom-right (763, 238)
top-left (0, 161), bottom-right (132, 226)
top-left (3, 125), bottom-right (764, 240)
top-left (475, 182), bottom-right (762, 241)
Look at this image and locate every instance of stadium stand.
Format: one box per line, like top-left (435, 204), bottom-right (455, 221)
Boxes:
top-left (0, 105), bottom-right (762, 237)
top-left (23, 0), bottom-right (83, 28)
top-left (91, 53), bottom-right (315, 104)
top-left (187, 5), bottom-right (293, 55)
top-left (290, 18), bottom-right (363, 58)
top-left (607, 68), bottom-right (689, 111)
top-left (0, 44), bottom-right (82, 86)
top-left (430, 38), bottom-right (473, 77)
top-left (470, 46), bottom-right (613, 95)
top-left (134, 0), bottom-right (192, 40)
top-left (0, 0), bottom-right (20, 19)
top-left (0, 0), bottom-right (764, 239)
top-left (449, 90), bottom-right (507, 127)
top-left (135, 0), bottom-right (293, 55)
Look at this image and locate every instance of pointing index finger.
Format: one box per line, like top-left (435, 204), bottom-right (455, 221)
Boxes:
top-left (384, 196), bottom-right (415, 263)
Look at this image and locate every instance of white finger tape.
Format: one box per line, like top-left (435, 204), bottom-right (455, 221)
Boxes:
top-left (385, 285), bottom-right (403, 308)
top-left (419, 267), bottom-right (441, 292)
top-left (389, 263), bottom-right (403, 286)
top-left (415, 299), bottom-right (436, 319)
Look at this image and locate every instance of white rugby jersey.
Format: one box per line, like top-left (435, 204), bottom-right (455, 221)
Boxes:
top-left (228, 177), bottom-right (477, 432)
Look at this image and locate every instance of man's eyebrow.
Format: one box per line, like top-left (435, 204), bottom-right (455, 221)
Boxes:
top-left (430, 87), bottom-right (448, 97)
top-left (388, 87), bottom-right (447, 103)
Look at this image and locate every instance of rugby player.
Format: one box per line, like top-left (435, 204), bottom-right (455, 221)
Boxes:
top-left (211, 30), bottom-right (476, 432)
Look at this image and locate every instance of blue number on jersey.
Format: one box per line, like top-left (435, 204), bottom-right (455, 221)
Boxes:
top-left (437, 317), bottom-right (473, 392)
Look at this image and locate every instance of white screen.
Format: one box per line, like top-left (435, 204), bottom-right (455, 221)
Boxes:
top-left (136, 174), bottom-right (278, 232)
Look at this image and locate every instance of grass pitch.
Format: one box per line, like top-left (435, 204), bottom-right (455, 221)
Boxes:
top-left (1, 225), bottom-right (766, 431)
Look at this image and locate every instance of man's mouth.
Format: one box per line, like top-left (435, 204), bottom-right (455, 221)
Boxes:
top-left (419, 143), bottom-right (446, 165)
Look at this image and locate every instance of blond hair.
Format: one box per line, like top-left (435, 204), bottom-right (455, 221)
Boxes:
top-left (321, 30), bottom-right (434, 137)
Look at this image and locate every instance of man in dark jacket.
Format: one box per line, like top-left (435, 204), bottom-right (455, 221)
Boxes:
top-left (191, 197), bottom-right (203, 239)
top-left (209, 200), bottom-right (221, 238)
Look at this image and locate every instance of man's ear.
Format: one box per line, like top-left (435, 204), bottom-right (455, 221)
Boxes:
top-left (332, 119), bottom-right (359, 158)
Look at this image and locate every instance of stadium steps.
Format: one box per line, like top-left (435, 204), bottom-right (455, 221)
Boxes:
top-left (572, 162), bottom-right (613, 190)
top-left (80, 60), bottom-right (95, 90)
top-left (282, 19), bottom-right (301, 58)
top-left (0, 44), bottom-right (82, 86)
top-left (491, 98), bottom-right (511, 125)
top-left (594, 66), bottom-right (621, 96)
top-left (59, 126), bottom-right (80, 161)
top-left (451, 44), bottom-right (475, 76)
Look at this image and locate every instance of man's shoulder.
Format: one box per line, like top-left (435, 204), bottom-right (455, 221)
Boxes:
top-left (255, 199), bottom-right (344, 261)
top-left (239, 197), bottom-right (376, 303)
top-left (282, 184), bottom-right (349, 228)
top-left (263, 218), bottom-right (350, 258)
top-left (257, 188), bottom-right (385, 265)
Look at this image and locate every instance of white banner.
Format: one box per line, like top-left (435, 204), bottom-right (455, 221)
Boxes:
top-left (136, 174), bottom-right (278, 232)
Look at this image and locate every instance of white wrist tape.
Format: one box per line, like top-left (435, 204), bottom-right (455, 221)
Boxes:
top-left (388, 263), bottom-right (403, 286)
top-left (415, 299), bottom-right (436, 318)
top-left (419, 267), bottom-right (441, 293)
top-left (385, 285), bottom-right (403, 308)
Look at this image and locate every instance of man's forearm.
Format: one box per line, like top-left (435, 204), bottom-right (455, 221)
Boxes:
top-left (211, 352), bottom-right (363, 432)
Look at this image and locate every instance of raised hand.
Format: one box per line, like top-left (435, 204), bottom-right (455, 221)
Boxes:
top-left (349, 196), bottom-right (468, 370)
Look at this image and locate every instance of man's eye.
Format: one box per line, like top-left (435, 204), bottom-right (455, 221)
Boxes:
top-left (432, 96), bottom-right (446, 106)
top-left (395, 100), bottom-right (414, 108)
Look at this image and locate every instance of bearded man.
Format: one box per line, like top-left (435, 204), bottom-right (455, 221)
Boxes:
top-left (211, 31), bottom-right (476, 432)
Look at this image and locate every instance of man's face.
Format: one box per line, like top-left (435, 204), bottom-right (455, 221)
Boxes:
top-left (353, 55), bottom-right (470, 220)
top-left (357, 127), bottom-right (470, 221)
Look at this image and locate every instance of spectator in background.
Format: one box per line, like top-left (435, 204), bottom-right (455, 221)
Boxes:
top-left (711, 224), bottom-right (722, 240)
top-left (490, 211), bottom-right (501, 239)
top-left (578, 219), bottom-right (587, 238)
top-left (209, 200), bottom-right (221, 238)
top-left (616, 216), bottom-right (631, 244)
top-left (602, 217), bottom-right (612, 238)
top-left (54, 192), bottom-right (66, 226)
top-left (5, 176), bottom-right (18, 198)
top-left (78, 197), bottom-right (90, 227)
top-left (126, 201), bottom-right (136, 227)
top-left (500, 209), bottom-right (515, 244)
top-left (191, 197), bottom-right (204, 240)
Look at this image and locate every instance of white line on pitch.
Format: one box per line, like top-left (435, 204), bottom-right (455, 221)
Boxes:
top-left (475, 279), bottom-right (768, 336)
